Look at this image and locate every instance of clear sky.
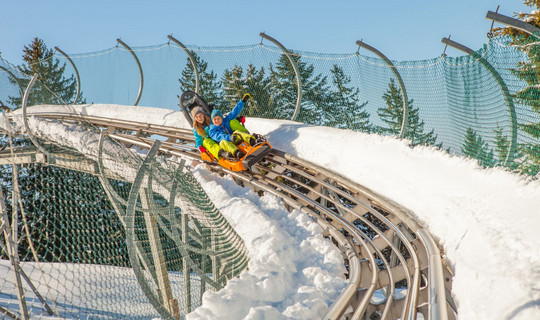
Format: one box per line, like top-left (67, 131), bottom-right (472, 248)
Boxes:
top-left (0, 0), bottom-right (533, 66)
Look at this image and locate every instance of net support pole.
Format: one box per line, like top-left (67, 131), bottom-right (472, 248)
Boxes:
top-left (0, 186), bottom-right (29, 320)
top-left (1, 123), bottom-right (52, 316)
top-left (54, 47), bottom-right (81, 104)
top-left (260, 32), bottom-right (303, 121)
top-left (21, 74), bottom-right (52, 159)
top-left (4, 120), bottom-right (39, 262)
top-left (140, 186), bottom-right (180, 320)
top-left (182, 203), bottom-right (192, 313)
top-left (441, 37), bottom-right (518, 165)
top-left (96, 130), bottom-right (168, 292)
top-left (124, 140), bottom-right (176, 320)
top-left (167, 35), bottom-right (200, 93)
top-left (356, 40), bottom-right (409, 139)
top-left (116, 39), bottom-right (144, 106)
top-left (486, 10), bottom-right (540, 35)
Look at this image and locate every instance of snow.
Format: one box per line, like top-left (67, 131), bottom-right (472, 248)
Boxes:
top-left (0, 260), bottom-right (185, 319)
top-left (187, 169), bottom-right (346, 320)
top-left (2, 104), bottom-right (540, 319)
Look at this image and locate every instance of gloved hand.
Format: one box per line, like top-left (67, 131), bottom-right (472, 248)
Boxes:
top-left (242, 93), bottom-right (252, 102)
top-left (231, 133), bottom-right (242, 145)
top-left (198, 146), bottom-right (206, 153)
top-left (236, 115), bottom-right (245, 124)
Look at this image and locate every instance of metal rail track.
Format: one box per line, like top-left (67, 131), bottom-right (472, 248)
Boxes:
top-left (7, 112), bottom-right (456, 319)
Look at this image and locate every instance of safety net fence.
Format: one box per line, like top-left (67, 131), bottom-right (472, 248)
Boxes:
top-left (3, 33), bottom-right (539, 176)
top-left (0, 71), bottom-right (249, 318)
top-left (0, 31), bottom-right (540, 318)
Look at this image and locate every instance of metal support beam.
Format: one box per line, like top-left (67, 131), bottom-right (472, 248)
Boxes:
top-left (486, 10), bottom-right (540, 35)
top-left (167, 35), bottom-right (200, 93)
top-left (140, 186), bottom-right (180, 319)
top-left (116, 39), bottom-right (144, 106)
top-left (356, 40), bottom-right (409, 139)
top-left (441, 37), bottom-right (518, 165)
top-left (21, 74), bottom-right (52, 159)
top-left (182, 201), bottom-right (192, 313)
top-left (54, 47), bottom-right (81, 104)
top-left (260, 32), bottom-right (303, 121)
top-left (0, 187), bottom-right (29, 319)
top-left (124, 140), bottom-right (175, 320)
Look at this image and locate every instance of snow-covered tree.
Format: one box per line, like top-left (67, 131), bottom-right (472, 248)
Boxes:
top-left (7, 38), bottom-right (85, 109)
top-left (268, 53), bottom-right (330, 124)
top-left (492, 1), bottom-right (540, 176)
top-left (329, 65), bottom-right (372, 132)
top-left (461, 128), bottom-right (495, 168)
top-left (178, 51), bottom-right (225, 109)
top-left (376, 78), bottom-right (439, 146)
top-left (221, 64), bottom-right (274, 117)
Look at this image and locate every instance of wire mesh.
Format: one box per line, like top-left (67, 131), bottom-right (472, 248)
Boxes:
top-left (0, 73), bottom-right (249, 318)
top-left (2, 36), bottom-right (537, 175)
top-left (1, 30), bottom-right (540, 317)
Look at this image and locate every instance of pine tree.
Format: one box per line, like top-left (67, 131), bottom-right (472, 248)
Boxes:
top-left (268, 53), bottom-right (330, 123)
top-left (492, 1), bottom-right (540, 176)
top-left (221, 64), bottom-right (274, 117)
top-left (178, 51), bottom-right (225, 109)
top-left (493, 126), bottom-right (521, 169)
top-left (329, 65), bottom-right (372, 132)
top-left (7, 38), bottom-right (84, 109)
top-left (462, 128), bottom-right (495, 168)
top-left (376, 78), bottom-right (439, 146)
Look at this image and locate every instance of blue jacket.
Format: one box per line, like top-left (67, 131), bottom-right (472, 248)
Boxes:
top-left (209, 100), bottom-right (245, 142)
top-left (193, 126), bottom-right (210, 148)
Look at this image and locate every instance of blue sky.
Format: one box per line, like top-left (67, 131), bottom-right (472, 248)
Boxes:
top-left (0, 0), bottom-right (533, 65)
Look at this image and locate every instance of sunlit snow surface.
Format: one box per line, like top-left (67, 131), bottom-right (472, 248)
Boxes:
top-left (1, 104), bottom-right (539, 319)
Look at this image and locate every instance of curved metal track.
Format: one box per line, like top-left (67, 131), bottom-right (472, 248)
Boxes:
top-left (7, 112), bottom-right (456, 320)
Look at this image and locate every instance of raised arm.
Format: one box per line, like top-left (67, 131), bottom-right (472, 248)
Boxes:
top-left (225, 94), bottom-right (251, 122)
top-left (209, 125), bottom-right (232, 142)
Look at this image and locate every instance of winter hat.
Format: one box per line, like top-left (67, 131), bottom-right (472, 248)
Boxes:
top-left (191, 106), bottom-right (204, 118)
top-left (210, 109), bottom-right (223, 120)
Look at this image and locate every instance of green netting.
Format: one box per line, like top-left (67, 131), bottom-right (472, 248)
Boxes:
top-left (1, 29), bottom-right (540, 318)
top-left (2, 35), bottom-right (537, 175)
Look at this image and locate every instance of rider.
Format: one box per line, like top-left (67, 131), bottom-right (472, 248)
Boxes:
top-left (209, 93), bottom-right (257, 159)
top-left (192, 106), bottom-right (236, 160)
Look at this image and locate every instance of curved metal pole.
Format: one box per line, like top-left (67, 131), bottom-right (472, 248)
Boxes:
top-left (124, 140), bottom-right (175, 320)
top-left (441, 37), bottom-right (518, 165)
top-left (167, 35), bottom-right (200, 93)
top-left (22, 75), bottom-right (83, 163)
top-left (486, 10), bottom-right (540, 35)
top-left (116, 39), bottom-right (144, 106)
top-left (260, 32), bottom-right (303, 121)
top-left (0, 66), bottom-right (24, 101)
top-left (96, 130), bottom-right (163, 296)
top-left (54, 46), bottom-right (81, 104)
top-left (356, 40), bottom-right (409, 139)
top-left (22, 74), bottom-right (52, 158)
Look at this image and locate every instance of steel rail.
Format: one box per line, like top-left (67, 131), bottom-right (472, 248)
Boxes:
top-left (8, 111), bottom-right (453, 319)
top-left (96, 132), bottom-right (424, 319)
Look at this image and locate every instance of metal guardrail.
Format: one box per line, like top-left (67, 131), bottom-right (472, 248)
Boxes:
top-left (3, 111), bottom-right (456, 319)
